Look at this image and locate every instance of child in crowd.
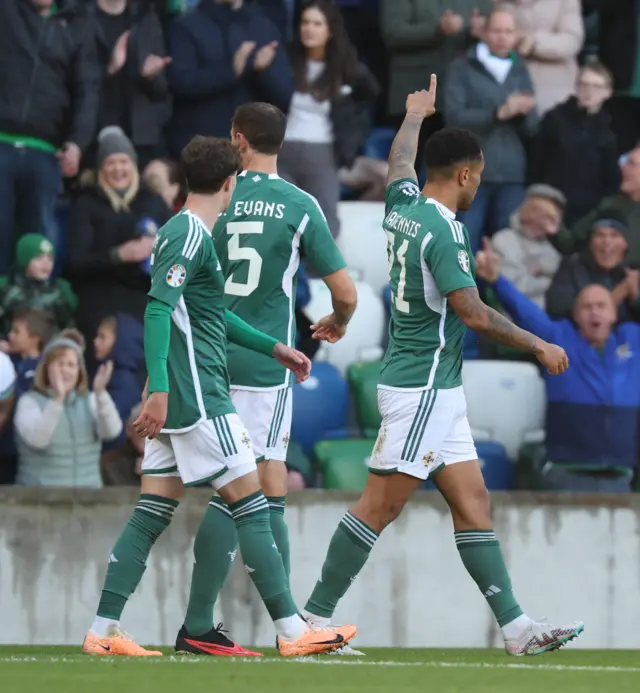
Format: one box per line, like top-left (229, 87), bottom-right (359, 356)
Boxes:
top-left (0, 308), bottom-right (54, 484)
top-left (8, 308), bottom-right (56, 396)
top-left (94, 314), bottom-right (144, 450)
top-left (0, 234), bottom-right (78, 340)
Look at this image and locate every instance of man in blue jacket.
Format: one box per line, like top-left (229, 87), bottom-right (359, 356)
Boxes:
top-left (166, 0), bottom-right (293, 157)
top-left (476, 240), bottom-right (640, 492)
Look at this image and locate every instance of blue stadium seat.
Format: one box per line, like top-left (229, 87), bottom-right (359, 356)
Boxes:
top-left (464, 328), bottom-right (479, 359)
top-left (477, 441), bottom-right (514, 491)
top-left (291, 362), bottom-right (349, 457)
top-left (382, 284), bottom-right (392, 313)
top-left (363, 128), bottom-right (396, 161)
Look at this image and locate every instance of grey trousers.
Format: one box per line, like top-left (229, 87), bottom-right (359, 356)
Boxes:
top-left (278, 140), bottom-right (341, 238)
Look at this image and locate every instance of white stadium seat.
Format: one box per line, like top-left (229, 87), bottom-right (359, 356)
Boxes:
top-left (337, 202), bottom-right (389, 297)
top-left (305, 278), bottom-right (385, 375)
top-left (461, 360), bottom-right (545, 460)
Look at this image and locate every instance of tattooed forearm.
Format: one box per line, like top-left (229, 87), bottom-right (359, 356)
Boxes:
top-left (387, 113), bottom-right (423, 185)
top-left (484, 306), bottom-right (539, 352)
top-left (448, 287), bottom-right (541, 354)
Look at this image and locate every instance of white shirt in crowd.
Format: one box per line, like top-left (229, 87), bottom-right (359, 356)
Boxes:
top-left (0, 352), bottom-right (15, 400)
top-left (285, 60), bottom-right (333, 144)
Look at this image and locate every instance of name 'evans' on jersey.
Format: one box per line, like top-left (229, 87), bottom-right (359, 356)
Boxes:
top-left (214, 171), bottom-right (346, 391)
top-left (379, 178), bottom-right (477, 391)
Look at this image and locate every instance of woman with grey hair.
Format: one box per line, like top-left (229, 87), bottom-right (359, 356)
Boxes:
top-left (14, 338), bottom-right (122, 487)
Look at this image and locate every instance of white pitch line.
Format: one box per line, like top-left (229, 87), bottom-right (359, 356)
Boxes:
top-left (0, 656), bottom-right (639, 673)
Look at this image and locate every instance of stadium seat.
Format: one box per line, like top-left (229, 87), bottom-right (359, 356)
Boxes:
top-left (463, 328), bottom-right (479, 360)
top-left (516, 439), bottom-right (547, 491)
top-left (363, 127), bottom-right (396, 161)
top-left (291, 361), bottom-right (349, 457)
top-left (347, 360), bottom-right (382, 437)
top-left (477, 441), bottom-right (514, 491)
top-left (382, 284), bottom-right (392, 313)
top-left (336, 202), bottom-right (389, 296)
top-left (314, 438), bottom-right (374, 490)
top-left (462, 360), bottom-right (545, 460)
top-left (306, 278), bottom-right (385, 375)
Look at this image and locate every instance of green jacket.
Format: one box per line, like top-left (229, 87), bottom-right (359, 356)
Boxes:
top-left (0, 272), bottom-right (78, 337)
top-left (551, 194), bottom-right (640, 269)
top-left (381, 0), bottom-right (493, 116)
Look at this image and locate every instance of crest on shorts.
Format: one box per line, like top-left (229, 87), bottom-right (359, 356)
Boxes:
top-left (166, 264), bottom-right (186, 287)
top-left (422, 450), bottom-right (435, 467)
top-left (282, 432), bottom-right (290, 448)
top-left (458, 249), bottom-right (470, 273)
top-left (241, 432), bottom-right (251, 448)
top-left (373, 427), bottom-right (387, 458)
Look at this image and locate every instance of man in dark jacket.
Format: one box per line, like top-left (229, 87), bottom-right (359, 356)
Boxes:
top-left (477, 243), bottom-right (640, 492)
top-left (443, 7), bottom-right (539, 252)
top-left (89, 0), bottom-right (172, 168)
top-left (583, 0), bottom-right (640, 155)
top-left (166, 0), bottom-right (293, 157)
top-left (528, 61), bottom-right (619, 226)
top-left (0, 0), bottom-right (101, 274)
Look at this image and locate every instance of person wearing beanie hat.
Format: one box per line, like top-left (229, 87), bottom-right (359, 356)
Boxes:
top-left (545, 207), bottom-right (640, 322)
top-left (0, 234), bottom-right (78, 341)
top-left (97, 126), bottom-right (138, 171)
top-left (66, 124), bottom-right (170, 376)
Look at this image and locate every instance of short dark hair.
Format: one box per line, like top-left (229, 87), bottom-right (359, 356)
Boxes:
top-left (180, 136), bottom-right (241, 194)
top-left (424, 128), bottom-right (483, 180)
top-left (232, 102), bottom-right (287, 155)
top-left (12, 308), bottom-right (55, 351)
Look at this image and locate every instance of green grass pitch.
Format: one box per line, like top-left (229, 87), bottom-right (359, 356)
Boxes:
top-left (2, 647), bottom-right (640, 693)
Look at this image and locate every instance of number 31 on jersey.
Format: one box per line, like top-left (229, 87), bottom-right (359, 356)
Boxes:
top-left (386, 230), bottom-right (410, 314)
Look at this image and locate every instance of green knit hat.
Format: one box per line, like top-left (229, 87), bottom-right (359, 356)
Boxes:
top-left (16, 234), bottom-right (55, 271)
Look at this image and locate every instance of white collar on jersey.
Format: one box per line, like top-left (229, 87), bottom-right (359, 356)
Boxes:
top-left (183, 209), bottom-right (212, 236)
top-left (238, 170), bottom-right (280, 180)
top-left (425, 197), bottom-right (456, 220)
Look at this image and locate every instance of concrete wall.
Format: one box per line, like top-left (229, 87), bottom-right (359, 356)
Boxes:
top-left (2, 488), bottom-right (640, 649)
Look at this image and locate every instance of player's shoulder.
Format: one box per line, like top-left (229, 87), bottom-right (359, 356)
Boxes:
top-left (272, 175), bottom-right (325, 216)
top-left (158, 210), bottom-right (210, 256)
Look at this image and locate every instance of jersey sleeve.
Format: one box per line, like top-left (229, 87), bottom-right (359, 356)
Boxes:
top-left (300, 198), bottom-right (347, 277)
top-left (424, 228), bottom-right (477, 297)
top-left (385, 177), bottom-right (421, 214)
top-left (0, 352), bottom-right (15, 400)
top-left (148, 221), bottom-right (205, 309)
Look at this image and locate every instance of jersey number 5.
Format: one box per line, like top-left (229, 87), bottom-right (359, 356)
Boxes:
top-left (385, 231), bottom-right (410, 314)
top-left (225, 221), bottom-right (263, 297)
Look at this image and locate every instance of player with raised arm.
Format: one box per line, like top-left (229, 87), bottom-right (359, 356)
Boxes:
top-left (83, 136), bottom-right (356, 658)
top-left (174, 102), bottom-right (358, 657)
top-left (302, 76), bottom-right (584, 656)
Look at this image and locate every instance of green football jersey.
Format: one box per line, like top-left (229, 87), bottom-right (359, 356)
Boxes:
top-left (149, 209), bottom-right (234, 431)
top-left (380, 178), bottom-right (477, 391)
top-left (214, 171), bottom-right (346, 390)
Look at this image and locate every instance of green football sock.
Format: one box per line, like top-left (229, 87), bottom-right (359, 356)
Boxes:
top-left (183, 497), bottom-right (238, 636)
top-left (229, 491), bottom-right (297, 621)
top-left (455, 530), bottom-right (523, 626)
top-left (305, 511), bottom-right (379, 619)
top-left (266, 496), bottom-right (290, 579)
top-left (97, 494), bottom-right (178, 620)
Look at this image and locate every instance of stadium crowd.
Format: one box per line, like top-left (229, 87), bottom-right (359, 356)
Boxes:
top-left (0, 0), bottom-right (638, 493)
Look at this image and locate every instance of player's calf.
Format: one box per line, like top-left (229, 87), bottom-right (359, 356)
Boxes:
top-left (435, 461), bottom-right (583, 655)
